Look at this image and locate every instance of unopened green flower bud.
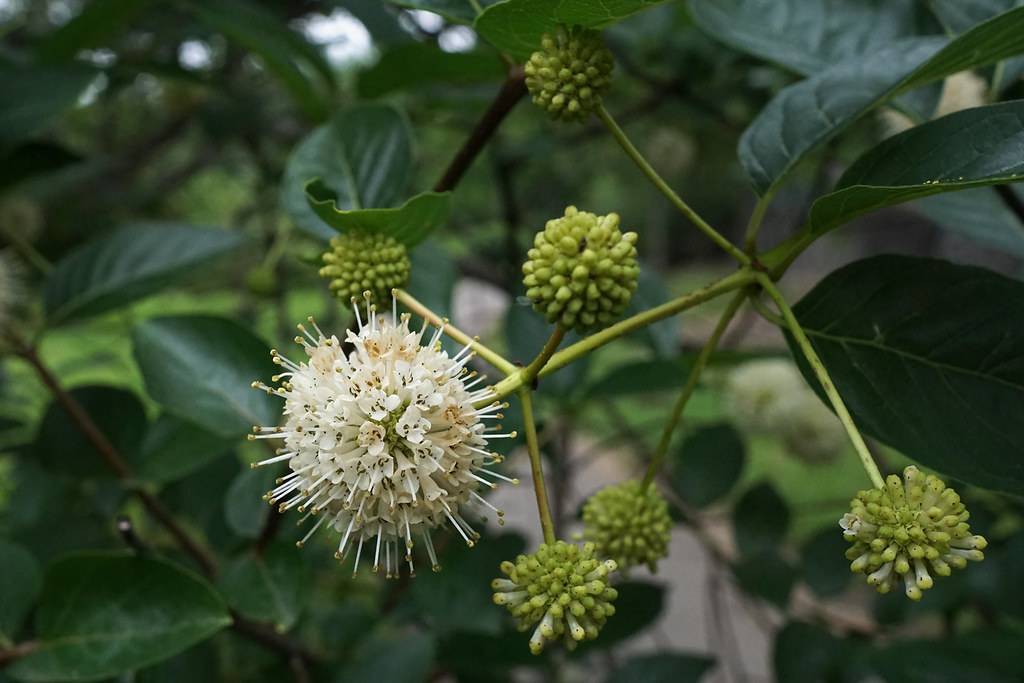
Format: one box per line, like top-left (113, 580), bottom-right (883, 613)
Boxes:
top-left (524, 26), bottom-right (613, 123)
top-left (319, 231), bottom-right (410, 305)
top-left (581, 480), bottom-right (671, 572)
top-left (522, 206), bottom-right (638, 333)
top-left (492, 540), bottom-right (618, 654)
top-left (840, 465), bottom-right (987, 601)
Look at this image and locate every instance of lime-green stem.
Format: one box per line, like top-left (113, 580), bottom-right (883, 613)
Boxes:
top-left (394, 288), bottom-right (517, 376)
top-left (2, 227), bottom-right (51, 275)
top-left (466, 0), bottom-right (484, 15)
top-left (755, 274), bottom-right (885, 490)
top-left (743, 193), bottom-right (773, 254)
top-left (518, 389), bottom-right (556, 544)
top-left (596, 103), bottom-right (751, 267)
top-left (488, 269), bottom-right (756, 402)
top-left (521, 325), bottom-right (566, 387)
top-left (642, 290), bottom-right (747, 488)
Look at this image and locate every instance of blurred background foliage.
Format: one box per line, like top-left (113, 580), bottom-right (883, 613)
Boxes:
top-left (1, 1), bottom-right (1023, 682)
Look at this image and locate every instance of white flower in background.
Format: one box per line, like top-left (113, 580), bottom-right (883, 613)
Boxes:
top-left (724, 358), bottom-right (845, 463)
top-left (880, 70), bottom-right (988, 136)
top-left (0, 249), bottom-right (26, 336)
top-left (250, 297), bottom-right (517, 577)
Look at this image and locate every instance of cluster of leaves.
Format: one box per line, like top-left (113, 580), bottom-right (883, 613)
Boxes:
top-left (1, 0), bottom-right (1024, 682)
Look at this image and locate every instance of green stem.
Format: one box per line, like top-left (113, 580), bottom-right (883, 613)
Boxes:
top-left (596, 103), bottom-right (751, 267)
top-left (466, 0), bottom-right (484, 15)
top-left (1, 227), bottom-right (52, 275)
top-left (521, 324), bottom-right (566, 387)
top-left (642, 290), bottom-right (747, 488)
top-left (755, 274), bottom-right (885, 489)
top-left (518, 389), bottom-right (556, 544)
top-left (394, 288), bottom-right (517, 377)
top-left (743, 193), bottom-right (773, 254)
top-left (489, 269), bottom-right (756, 401)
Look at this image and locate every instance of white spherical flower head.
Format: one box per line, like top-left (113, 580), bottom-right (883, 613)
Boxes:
top-left (250, 296), bottom-right (517, 577)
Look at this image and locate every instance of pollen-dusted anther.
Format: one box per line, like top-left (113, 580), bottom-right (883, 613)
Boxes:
top-left (319, 231), bottom-right (410, 305)
top-left (522, 206), bottom-right (639, 333)
top-left (249, 299), bottom-right (514, 578)
top-left (492, 541), bottom-right (618, 654)
top-left (840, 465), bottom-right (987, 601)
top-left (581, 480), bottom-right (671, 572)
top-left (525, 26), bottom-right (613, 123)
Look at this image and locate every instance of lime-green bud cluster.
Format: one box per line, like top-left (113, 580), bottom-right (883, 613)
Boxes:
top-left (840, 465), bottom-right (987, 601)
top-left (492, 541), bottom-right (618, 654)
top-left (522, 206), bottom-right (639, 333)
top-left (524, 26), bottom-right (613, 122)
top-left (582, 480), bottom-right (671, 572)
top-left (319, 231), bottom-right (410, 305)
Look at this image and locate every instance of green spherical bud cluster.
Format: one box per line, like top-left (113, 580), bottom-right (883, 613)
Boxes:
top-left (582, 480), bottom-right (672, 572)
top-left (492, 541), bottom-right (618, 654)
top-left (319, 231), bottom-right (410, 305)
top-left (522, 206), bottom-right (639, 333)
top-left (840, 465), bottom-right (987, 601)
top-left (524, 26), bottom-right (613, 122)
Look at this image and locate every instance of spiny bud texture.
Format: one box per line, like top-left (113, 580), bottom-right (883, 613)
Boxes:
top-left (492, 541), bottom-right (618, 654)
top-left (525, 27), bottom-right (613, 122)
top-left (320, 231), bottom-right (410, 305)
top-left (522, 206), bottom-right (639, 333)
top-left (840, 465), bottom-right (987, 601)
top-left (582, 479), bottom-right (671, 572)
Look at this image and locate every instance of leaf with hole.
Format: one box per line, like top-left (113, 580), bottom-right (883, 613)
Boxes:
top-left (133, 316), bottom-right (278, 439)
top-left (787, 255), bottom-right (1024, 494)
top-left (8, 553), bottom-right (230, 682)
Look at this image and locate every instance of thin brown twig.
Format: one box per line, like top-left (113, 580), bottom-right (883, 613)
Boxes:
top-left (433, 67), bottom-right (527, 193)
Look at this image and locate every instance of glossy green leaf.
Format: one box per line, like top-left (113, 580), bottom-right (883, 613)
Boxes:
top-left (282, 105), bottom-right (413, 240)
top-left (391, 0), bottom-right (498, 24)
top-left (137, 414), bottom-right (235, 484)
top-left (688, 0), bottom-right (928, 75)
top-left (336, 628), bottom-right (435, 683)
top-left (358, 44), bottom-right (504, 98)
top-left (733, 551), bottom-right (796, 608)
top-left (912, 187), bottom-right (1024, 258)
top-left (407, 240), bottom-right (458, 317)
top-left (8, 553), bottom-right (230, 682)
top-left (0, 541), bottom-right (41, 642)
top-left (576, 582), bottom-right (664, 651)
top-left (0, 64), bottom-right (96, 147)
top-left (773, 622), bottom-right (846, 683)
top-left (218, 543), bottom-right (308, 632)
top-left (474, 0), bottom-right (667, 60)
top-left (800, 526), bottom-right (852, 598)
top-left (809, 101), bottom-right (1024, 234)
top-left (224, 465), bottom-right (277, 539)
top-left (184, 0), bottom-right (334, 120)
top-left (671, 424), bottom-right (745, 508)
top-left (732, 482), bottom-right (789, 557)
top-left (608, 652), bottom-right (716, 683)
top-left (35, 386), bottom-right (146, 478)
top-left (788, 255), bottom-right (1024, 494)
top-left (739, 5), bottom-right (1024, 195)
top-left (132, 316), bottom-right (278, 439)
top-left (930, 0), bottom-right (1022, 33)
top-left (44, 223), bottom-right (244, 325)
top-left (35, 0), bottom-right (149, 62)
top-left (306, 184), bottom-right (451, 247)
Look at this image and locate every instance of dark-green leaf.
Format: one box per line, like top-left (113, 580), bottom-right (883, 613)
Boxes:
top-left (608, 652), bottom-right (716, 683)
top-left (137, 415), bottom-right (235, 485)
top-left (739, 5), bottom-right (1024, 195)
top-left (788, 255), bottom-right (1024, 494)
top-left (8, 553), bottom-right (230, 682)
top-left (44, 223), bottom-right (244, 325)
top-left (218, 543), bottom-right (308, 632)
top-left (809, 101), bottom-right (1024, 234)
top-left (671, 424), bottom-right (745, 508)
top-left (732, 482), bottom-right (789, 557)
top-left (132, 316), bottom-right (278, 439)
top-left (0, 64), bottom-right (96, 147)
top-left (0, 541), bottom-right (41, 642)
top-left (358, 44), bottom-right (504, 98)
top-left (305, 185), bottom-right (450, 247)
top-left (474, 0), bottom-right (667, 60)
top-left (282, 105), bottom-right (412, 240)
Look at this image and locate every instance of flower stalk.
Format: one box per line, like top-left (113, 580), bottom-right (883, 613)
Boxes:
top-left (518, 389), bottom-right (557, 544)
top-left (755, 273), bottom-right (885, 489)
